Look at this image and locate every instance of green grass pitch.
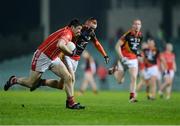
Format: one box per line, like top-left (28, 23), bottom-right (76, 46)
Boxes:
top-left (1, 90), bottom-right (180, 125)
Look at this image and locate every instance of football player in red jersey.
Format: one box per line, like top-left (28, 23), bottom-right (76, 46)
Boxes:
top-left (109, 19), bottom-right (143, 102)
top-left (4, 19), bottom-right (85, 109)
top-left (30, 18), bottom-right (109, 94)
top-left (159, 43), bottom-right (176, 99)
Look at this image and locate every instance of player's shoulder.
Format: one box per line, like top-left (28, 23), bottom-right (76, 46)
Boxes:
top-left (123, 30), bottom-right (132, 37)
top-left (61, 26), bottom-right (73, 40)
top-left (120, 30), bottom-right (131, 40)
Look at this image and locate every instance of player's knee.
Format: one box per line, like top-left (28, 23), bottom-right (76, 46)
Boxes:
top-left (64, 73), bottom-right (72, 83)
top-left (131, 75), bottom-right (137, 82)
top-left (72, 77), bottom-right (75, 84)
top-left (117, 77), bottom-right (124, 84)
top-left (167, 82), bottom-right (172, 86)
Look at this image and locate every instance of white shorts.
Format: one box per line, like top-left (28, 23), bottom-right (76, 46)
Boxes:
top-left (64, 56), bottom-right (79, 72)
top-left (139, 69), bottom-right (145, 78)
top-left (31, 50), bottom-right (63, 72)
top-left (124, 58), bottom-right (138, 69)
top-left (117, 58), bottom-right (138, 71)
top-left (164, 70), bottom-right (175, 79)
top-left (144, 65), bottom-right (159, 80)
top-left (157, 70), bottom-right (162, 81)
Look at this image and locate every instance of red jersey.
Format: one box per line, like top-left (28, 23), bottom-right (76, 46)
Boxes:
top-left (38, 26), bottom-right (74, 60)
top-left (120, 30), bottom-right (143, 59)
top-left (161, 51), bottom-right (175, 70)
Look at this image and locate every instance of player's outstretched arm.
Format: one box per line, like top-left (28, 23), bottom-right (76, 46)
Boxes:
top-left (92, 39), bottom-right (109, 64)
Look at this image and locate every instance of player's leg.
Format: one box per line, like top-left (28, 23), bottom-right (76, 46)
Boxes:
top-left (127, 59), bottom-right (138, 102)
top-left (50, 58), bottom-right (84, 109)
top-left (145, 80), bottom-right (151, 99)
top-left (137, 70), bottom-right (145, 91)
top-left (30, 56), bottom-right (78, 91)
top-left (159, 76), bottom-right (171, 94)
top-left (109, 60), bottom-right (125, 84)
top-left (161, 71), bottom-right (174, 99)
top-left (166, 71), bottom-right (175, 99)
top-left (79, 72), bottom-right (89, 94)
top-left (114, 70), bottom-right (125, 84)
top-left (149, 76), bottom-right (157, 99)
top-left (157, 70), bottom-right (162, 93)
top-left (137, 78), bottom-right (145, 91)
top-left (88, 72), bottom-right (98, 94)
top-left (147, 66), bottom-right (159, 100)
top-left (129, 66), bottom-right (138, 102)
top-left (165, 79), bottom-right (173, 99)
top-left (50, 60), bottom-right (72, 96)
top-left (4, 70), bottom-right (42, 91)
top-left (143, 69), bottom-right (152, 99)
top-left (38, 79), bottom-right (64, 89)
top-left (63, 56), bottom-right (77, 96)
top-left (45, 56), bottom-right (77, 91)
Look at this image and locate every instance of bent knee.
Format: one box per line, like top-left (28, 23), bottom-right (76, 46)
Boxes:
top-left (64, 73), bottom-right (72, 82)
top-left (131, 76), bottom-right (137, 82)
top-left (117, 77), bottom-right (124, 84)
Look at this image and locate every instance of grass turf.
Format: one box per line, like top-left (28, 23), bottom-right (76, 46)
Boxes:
top-left (0, 90), bottom-right (180, 125)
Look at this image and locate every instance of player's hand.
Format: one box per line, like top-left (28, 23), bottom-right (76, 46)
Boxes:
top-left (70, 49), bottom-right (77, 57)
top-left (136, 51), bottom-right (142, 57)
top-left (163, 69), bottom-right (170, 76)
top-left (104, 56), bottom-right (109, 64)
top-left (121, 57), bottom-right (128, 65)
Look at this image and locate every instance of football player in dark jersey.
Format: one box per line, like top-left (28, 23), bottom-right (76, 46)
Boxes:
top-left (143, 39), bottom-right (159, 100)
top-left (109, 19), bottom-right (143, 102)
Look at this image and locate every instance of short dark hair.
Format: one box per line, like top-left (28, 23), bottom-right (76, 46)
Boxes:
top-left (68, 18), bottom-right (81, 27)
top-left (87, 17), bottom-right (96, 21)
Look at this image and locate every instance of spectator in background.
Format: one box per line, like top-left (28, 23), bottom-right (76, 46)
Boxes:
top-left (97, 64), bottom-right (109, 90)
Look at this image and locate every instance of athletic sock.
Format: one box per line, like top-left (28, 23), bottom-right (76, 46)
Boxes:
top-left (10, 77), bottom-right (17, 85)
top-left (130, 92), bottom-right (135, 99)
top-left (67, 96), bottom-right (76, 107)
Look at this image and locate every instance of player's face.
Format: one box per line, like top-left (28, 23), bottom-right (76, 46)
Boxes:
top-left (166, 44), bottom-right (173, 52)
top-left (142, 42), bottom-right (148, 49)
top-left (85, 20), bottom-right (97, 32)
top-left (148, 40), bottom-right (155, 48)
top-left (132, 20), bottom-right (141, 32)
top-left (72, 25), bottom-right (82, 36)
